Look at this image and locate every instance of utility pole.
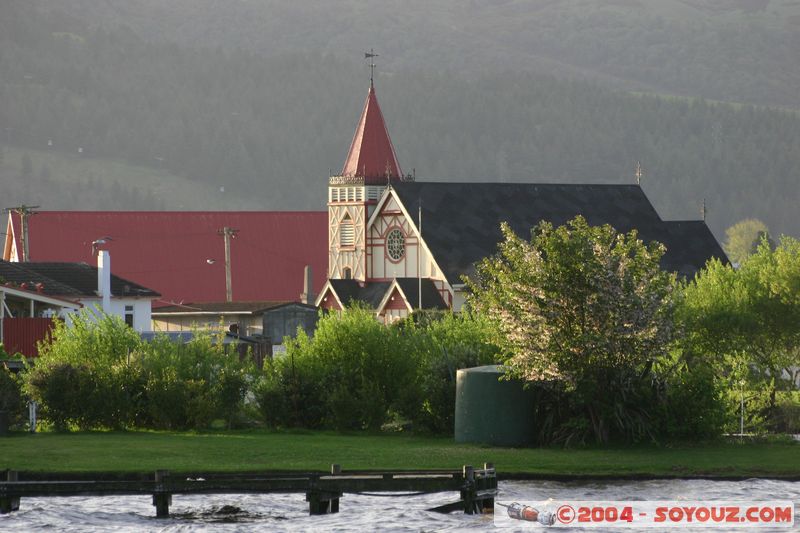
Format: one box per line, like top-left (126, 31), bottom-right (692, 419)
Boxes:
top-left (217, 227), bottom-right (239, 302)
top-left (4, 205), bottom-right (39, 262)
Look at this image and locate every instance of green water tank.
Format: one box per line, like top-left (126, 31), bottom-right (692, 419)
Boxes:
top-left (454, 365), bottom-right (536, 446)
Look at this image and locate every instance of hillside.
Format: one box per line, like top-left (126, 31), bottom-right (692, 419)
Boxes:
top-left (34, 0), bottom-right (800, 109)
top-left (0, 146), bottom-right (266, 211)
top-left (1, 2), bottom-right (800, 241)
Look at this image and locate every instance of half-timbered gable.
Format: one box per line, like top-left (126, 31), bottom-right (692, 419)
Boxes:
top-left (366, 188), bottom-right (453, 307)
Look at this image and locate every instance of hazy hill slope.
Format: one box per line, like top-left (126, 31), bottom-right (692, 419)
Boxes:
top-left (2, 2), bottom-right (800, 241)
top-left (34, 0), bottom-right (800, 109)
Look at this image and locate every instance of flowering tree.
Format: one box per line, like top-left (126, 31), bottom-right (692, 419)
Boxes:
top-left (466, 216), bottom-right (678, 443)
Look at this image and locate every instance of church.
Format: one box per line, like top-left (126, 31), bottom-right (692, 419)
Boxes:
top-left (316, 81), bottom-right (727, 323)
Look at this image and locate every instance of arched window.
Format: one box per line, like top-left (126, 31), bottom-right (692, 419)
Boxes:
top-left (343, 267), bottom-right (352, 280)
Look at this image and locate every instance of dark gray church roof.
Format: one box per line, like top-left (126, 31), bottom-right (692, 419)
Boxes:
top-left (392, 182), bottom-right (727, 283)
top-left (329, 280), bottom-right (391, 308)
top-left (394, 278), bottom-right (448, 310)
top-left (327, 278), bottom-right (447, 310)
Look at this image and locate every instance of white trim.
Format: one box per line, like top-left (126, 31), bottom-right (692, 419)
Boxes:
top-left (3, 213), bottom-right (18, 262)
top-left (0, 286), bottom-right (82, 310)
top-left (314, 280), bottom-right (344, 309)
top-left (375, 279), bottom-right (412, 315)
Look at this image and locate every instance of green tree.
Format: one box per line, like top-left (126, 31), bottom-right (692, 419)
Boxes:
top-left (723, 219), bottom-right (769, 265)
top-left (680, 236), bottom-right (800, 432)
top-left (466, 216), bottom-right (678, 443)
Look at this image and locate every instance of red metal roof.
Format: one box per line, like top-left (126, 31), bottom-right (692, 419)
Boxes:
top-left (6, 211), bottom-right (327, 307)
top-left (341, 86), bottom-right (403, 184)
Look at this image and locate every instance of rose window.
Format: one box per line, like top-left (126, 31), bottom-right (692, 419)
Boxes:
top-left (386, 229), bottom-right (405, 261)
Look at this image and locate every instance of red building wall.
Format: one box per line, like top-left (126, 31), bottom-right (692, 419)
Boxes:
top-left (2, 318), bottom-right (54, 357)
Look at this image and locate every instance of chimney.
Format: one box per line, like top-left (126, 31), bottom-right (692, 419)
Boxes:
top-left (300, 265), bottom-right (314, 305)
top-left (97, 250), bottom-right (112, 313)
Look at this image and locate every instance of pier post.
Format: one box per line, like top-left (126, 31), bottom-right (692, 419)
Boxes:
top-left (480, 463), bottom-right (496, 513)
top-left (306, 491), bottom-right (342, 514)
top-left (0, 470), bottom-right (20, 514)
top-left (152, 469), bottom-right (172, 518)
top-left (461, 465), bottom-right (478, 515)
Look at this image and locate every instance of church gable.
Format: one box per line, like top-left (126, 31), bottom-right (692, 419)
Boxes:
top-left (367, 193), bottom-right (417, 280)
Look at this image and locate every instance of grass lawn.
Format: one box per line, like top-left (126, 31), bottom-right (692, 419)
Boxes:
top-left (1, 430), bottom-right (798, 478)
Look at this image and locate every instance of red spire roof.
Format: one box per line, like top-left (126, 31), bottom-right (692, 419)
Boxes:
top-left (341, 86), bottom-right (402, 184)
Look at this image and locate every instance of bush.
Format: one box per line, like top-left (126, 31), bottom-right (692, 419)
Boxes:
top-left (402, 311), bottom-right (499, 434)
top-left (25, 311), bottom-right (142, 429)
top-left (254, 308), bottom-right (501, 434)
top-left (255, 307), bottom-right (417, 430)
top-left (25, 363), bottom-right (87, 431)
top-left (255, 352), bottom-right (327, 429)
top-left (773, 392), bottom-right (800, 434)
top-left (0, 366), bottom-right (26, 430)
top-left (25, 311), bottom-right (253, 431)
top-left (139, 332), bottom-right (252, 430)
top-left (661, 362), bottom-right (727, 440)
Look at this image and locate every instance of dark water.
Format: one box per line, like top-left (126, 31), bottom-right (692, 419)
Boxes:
top-left (0, 479), bottom-right (797, 531)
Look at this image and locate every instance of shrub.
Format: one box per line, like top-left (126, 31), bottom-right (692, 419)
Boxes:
top-left (25, 311), bottom-right (142, 429)
top-left (661, 361), bottom-right (727, 440)
top-left (0, 366), bottom-right (26, 430)
top-left (402, 311), bottom-right (499, 434)
top-left (26, 312), bottom-right (253, 431)
top-left (139, 332), bottom-right (251, 430)
top-left (25, 363), bottom-right (88, 431)
top-left (255, 351), bottom-right (327, 429)
top-left (255, 307), bottom-right (417, 430)
top-left (773, 391), bottom-right (800, 434)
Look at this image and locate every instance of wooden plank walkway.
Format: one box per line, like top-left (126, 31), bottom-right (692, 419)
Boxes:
top-left (0, 464), bottom-right (497, 517)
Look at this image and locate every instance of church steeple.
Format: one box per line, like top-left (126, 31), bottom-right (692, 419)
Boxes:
top-left (341, 85), bottom-right (403, 184)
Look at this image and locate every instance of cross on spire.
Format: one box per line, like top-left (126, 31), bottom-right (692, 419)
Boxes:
top-left (365, 49), bottom-right (378, 88)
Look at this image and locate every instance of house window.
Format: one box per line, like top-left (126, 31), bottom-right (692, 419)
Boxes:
top-left (343, 267), bottom-right (352, 280)
top-left (124, 305), bottom-right (134, 328)
top-left (340, 213), bottom-right (355, 247)
top-left (386, 228), bottom-right (405, 261)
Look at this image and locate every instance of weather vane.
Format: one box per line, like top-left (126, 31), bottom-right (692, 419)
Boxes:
top-left (365, 49), bottom-right (378, 87)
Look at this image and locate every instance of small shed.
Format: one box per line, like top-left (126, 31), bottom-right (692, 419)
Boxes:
top-left (262, 302), bottom-right (319, 347)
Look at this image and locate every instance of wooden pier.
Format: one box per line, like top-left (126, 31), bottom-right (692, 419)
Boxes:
top-left (0, 464), bottom-right (497, 518)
